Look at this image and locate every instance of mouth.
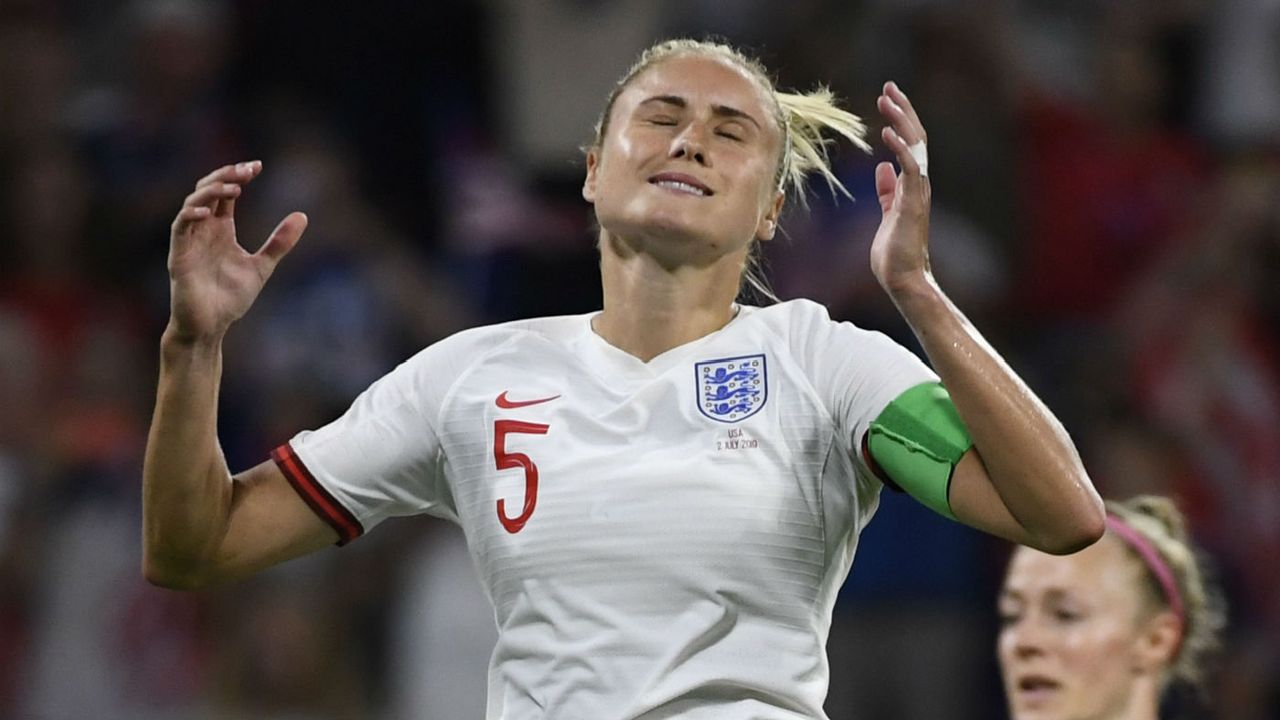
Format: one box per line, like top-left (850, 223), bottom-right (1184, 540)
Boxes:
top-left (648, 172), bottom-right (714, 197)
top-left (1014, 674), bottom-right (1062, 705)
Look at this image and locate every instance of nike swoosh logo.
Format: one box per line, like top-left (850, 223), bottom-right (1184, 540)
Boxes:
top-left (495, 391), bottom-right (561, 409)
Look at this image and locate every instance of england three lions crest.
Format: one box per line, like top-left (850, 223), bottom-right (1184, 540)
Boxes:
top-left (695, 354), bottom-right (767, 423)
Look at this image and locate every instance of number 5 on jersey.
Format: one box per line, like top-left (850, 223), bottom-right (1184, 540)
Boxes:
top-left (494, 419), bottom-right (550, 533)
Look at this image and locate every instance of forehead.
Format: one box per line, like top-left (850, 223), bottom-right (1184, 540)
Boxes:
top-left (1003, 537), bottom-right (1141, 601)
top-left (620, 53), bottom-right (777, 122)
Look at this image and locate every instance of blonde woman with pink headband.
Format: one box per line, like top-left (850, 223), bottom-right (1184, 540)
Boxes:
top-left (998, 496), bottom-right (1225, 720)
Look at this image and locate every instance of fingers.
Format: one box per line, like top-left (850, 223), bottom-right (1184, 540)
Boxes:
top-left (183, 181), bottom-right (242, 209)
top-left (213, 160), bottom-right (261, 218)
top-left (880, 82), bottom-right (925, 143)
top-left (174, 205), bottom-right (212, 224)
top-left (194, 161), bottom-right (255, 189)
top-left (192, 160), bottom-right (262, 217)
top-left (878, 82), bottom-right (929, 182)
top-left (172, 182), bottom-right (241, 236)
top-left (880, 124), bottom-right (922, 178)
top-left (255, 212), bottom-right (309, 274)
top-left (874, 161), bottom-right (898, 213)
top-left (172, 160), bottom-right (263, 235)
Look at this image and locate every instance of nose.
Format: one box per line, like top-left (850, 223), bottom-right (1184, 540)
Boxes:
top-left (671, 124), bottom-right (709, 166)
top-left (1004, 616), bottom-right (1049, 660)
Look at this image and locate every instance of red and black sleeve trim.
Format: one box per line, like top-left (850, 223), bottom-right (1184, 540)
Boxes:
top-left (271, 443), bottom-right (363, 546)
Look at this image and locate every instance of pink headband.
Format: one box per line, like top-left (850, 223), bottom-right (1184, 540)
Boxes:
top-left (1106, 513), bottom-right (1185, 626)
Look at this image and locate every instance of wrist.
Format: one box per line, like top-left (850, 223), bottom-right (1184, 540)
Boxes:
top-left (886, 271), bottom-right (963, 331)
top-left (161, 323), bottom-right (225, 357)
top-left (882, 269), bottom-right (939, 305)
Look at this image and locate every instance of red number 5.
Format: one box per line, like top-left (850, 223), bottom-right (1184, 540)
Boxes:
top-left (494, 419), bottom-right (550, 533)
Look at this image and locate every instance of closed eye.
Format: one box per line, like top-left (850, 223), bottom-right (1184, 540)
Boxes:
top-left (717, 119), bottom-right (752, 142)
top-left (997, 594), bottom-right (1022, 627)
top-left (648, 116), bottom-right (678, 126)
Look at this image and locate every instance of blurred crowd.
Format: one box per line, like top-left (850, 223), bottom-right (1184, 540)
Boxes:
top-left (0, 1), bottom-right (1277, 719)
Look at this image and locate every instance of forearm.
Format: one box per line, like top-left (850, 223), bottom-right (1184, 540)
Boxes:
top-left (888, 273), bottom-right (1103, 550)
top-left (142, 326), bottom-right (235, 587)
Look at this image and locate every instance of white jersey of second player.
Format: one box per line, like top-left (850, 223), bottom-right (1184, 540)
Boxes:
top-left (274, 298), bottom-right (937, 720)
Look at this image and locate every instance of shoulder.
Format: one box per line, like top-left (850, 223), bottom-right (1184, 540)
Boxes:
top-left (746, 300), bottom-right (933, 395)
top-left (738, 298), bottom-right (826, 339)
top-left (747, 299), bottom-right (896, 352)
top-left (751, 297), bottom-right (831, 323)
top-left (414, 313), bottom-right (588, 358)
top-left (396, 313), bottom-right (591, 381)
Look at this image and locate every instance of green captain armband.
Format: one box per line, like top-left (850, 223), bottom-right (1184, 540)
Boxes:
top-left (865, 382), bottom-right (974, 520)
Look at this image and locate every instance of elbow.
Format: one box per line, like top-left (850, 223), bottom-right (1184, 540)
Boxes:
top-left (1037, 525), bottom-right (1103, 555)
top-left (1036, 491), bottom-right (1107, 556)
top-left (142, 552), bottom-right (214, 591)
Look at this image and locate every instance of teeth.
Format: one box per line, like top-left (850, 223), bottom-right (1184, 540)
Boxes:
top-left (654, 180), bottom-right (708, 196)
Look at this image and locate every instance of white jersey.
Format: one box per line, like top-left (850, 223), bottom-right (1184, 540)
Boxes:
top-left (275, 299), bottom-right (937, 720)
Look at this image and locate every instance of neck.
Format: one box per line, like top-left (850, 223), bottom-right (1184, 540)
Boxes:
top-left (593, 230), bottom-right (746, 362)
top-left (1125, 681), bottom-right (1162, 720)
top-left (1098, 681), bottom-right (1162, 720)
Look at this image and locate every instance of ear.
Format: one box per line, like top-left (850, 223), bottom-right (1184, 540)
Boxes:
top-left (755, 189), bottom-right (786, 241)
top-left (583, 148), bottom-right (599, 204)
top-left (1131, 611), bottom-right (1182, 674)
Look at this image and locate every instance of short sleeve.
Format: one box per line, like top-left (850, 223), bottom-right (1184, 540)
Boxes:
top-left (785, 300), bottom-right (939, 468)
top-left (273, 332), bottom-right (482, 544)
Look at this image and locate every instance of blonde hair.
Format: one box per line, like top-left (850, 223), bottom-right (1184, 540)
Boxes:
top-left (1106, 496), bottom-right (1225, 697)
top-left (588, 38), bottom-right (871, 302)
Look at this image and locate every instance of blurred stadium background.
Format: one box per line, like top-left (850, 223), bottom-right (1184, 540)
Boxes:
top-left (0, 1), bottom-right (1277, 718)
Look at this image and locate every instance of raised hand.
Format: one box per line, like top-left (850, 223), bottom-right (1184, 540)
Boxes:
top-left (167, 161), bottom-right (307, 343)
top-left (869, 81), bottom-right (932, 296)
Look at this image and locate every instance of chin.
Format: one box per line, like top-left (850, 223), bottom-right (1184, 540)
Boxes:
top-left (1009, 696), bottom-right (1074, 720)
top-left (605, 211), bottom-right (710, 247)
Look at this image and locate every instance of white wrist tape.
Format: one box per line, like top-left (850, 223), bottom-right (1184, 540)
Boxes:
top-left (908, 140), bottom-right (929, 178)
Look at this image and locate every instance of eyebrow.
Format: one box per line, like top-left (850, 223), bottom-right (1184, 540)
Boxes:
top-left (638, 95), bottom-right (762, 130)
top-left (999, 587), bottom-right (1075, 605)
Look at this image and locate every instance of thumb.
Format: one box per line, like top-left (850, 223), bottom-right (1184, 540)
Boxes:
top-left (256, 211), bottom-right (308, 268)
top-left (874, 161), bottom-right (898, 214)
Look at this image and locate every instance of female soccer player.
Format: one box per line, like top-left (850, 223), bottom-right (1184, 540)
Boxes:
top-left (145, 39), bottom-right (1105, 718)
top-left (998, 496), bottom-right (1224, 720)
